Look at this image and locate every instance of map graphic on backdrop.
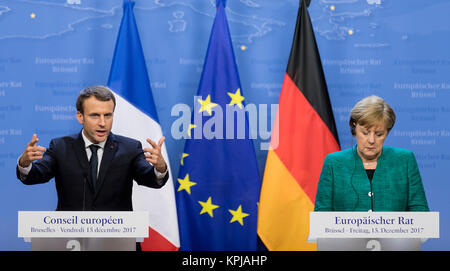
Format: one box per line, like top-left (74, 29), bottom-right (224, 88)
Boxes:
top-left (0, 0), bottom-right (284, 43)
top-left (0, 0), bottom-right (449, 250)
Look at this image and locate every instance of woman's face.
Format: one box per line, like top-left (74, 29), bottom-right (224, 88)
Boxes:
top-left (355, 120), bottom-right (388, 162)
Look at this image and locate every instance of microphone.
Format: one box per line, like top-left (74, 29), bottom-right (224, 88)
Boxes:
top-left (82, 172), bottom-right (87, 212)
top-left (369, 179), bottom-right (374, 211)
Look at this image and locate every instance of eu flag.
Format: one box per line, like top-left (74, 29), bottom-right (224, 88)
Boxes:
top-left (176, 0), bottom-right (261, 250)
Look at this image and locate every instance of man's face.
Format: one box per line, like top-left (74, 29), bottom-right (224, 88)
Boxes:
top-left (76, 96), bottom-right (114, 144)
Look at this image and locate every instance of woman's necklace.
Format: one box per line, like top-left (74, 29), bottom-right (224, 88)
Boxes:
top-left (363, 161), bottom-right (377, 166)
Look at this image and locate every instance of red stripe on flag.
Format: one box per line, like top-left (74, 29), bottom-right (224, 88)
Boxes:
top-left (140, 227), bottom-right (179, 251)
top-left (272, 74), bottom-right (340, 203)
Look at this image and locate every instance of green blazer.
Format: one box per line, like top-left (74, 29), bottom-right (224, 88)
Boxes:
top-left (314, 146), bottom-right (429, 212)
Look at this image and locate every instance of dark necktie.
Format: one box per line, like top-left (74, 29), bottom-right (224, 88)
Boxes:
top-left (89, 145), bottom-right (99, 190)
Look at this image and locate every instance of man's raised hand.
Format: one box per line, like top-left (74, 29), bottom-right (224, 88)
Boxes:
top-left (19, 134), bottom-right (46, 168)
top-left (143, 137), bottom-right (167, 173)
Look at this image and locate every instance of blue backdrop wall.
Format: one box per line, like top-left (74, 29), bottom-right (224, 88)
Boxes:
top-left (0, 0), bottom-right (449, 250)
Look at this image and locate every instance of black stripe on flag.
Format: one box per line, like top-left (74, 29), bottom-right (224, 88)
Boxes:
top-left (285, 0), bottom-right (340, 145)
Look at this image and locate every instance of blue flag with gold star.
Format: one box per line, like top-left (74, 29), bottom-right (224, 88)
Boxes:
top-left (175, 0), bottom-right (261, 250)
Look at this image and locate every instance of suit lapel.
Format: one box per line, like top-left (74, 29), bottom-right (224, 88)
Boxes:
top-left (353, 144), bottom-right (386, 183)
top-left (370, 146), bottom-right (386, 183)
top-left (95, 133), bottom-right (118, 196)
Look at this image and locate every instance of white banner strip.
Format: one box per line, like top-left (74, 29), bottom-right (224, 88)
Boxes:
top-left (309, 212), bottom-right (439, 241)
top-left (18, 211), bottom-right (149, 238)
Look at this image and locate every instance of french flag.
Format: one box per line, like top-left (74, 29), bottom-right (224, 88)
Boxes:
top-left (107, 0), bottom-right (179, 250)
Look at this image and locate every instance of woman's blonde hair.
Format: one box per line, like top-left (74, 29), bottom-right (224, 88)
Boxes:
top-left (349, 95), bottom-right (396, 135)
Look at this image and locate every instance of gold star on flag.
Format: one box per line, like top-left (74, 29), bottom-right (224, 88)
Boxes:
top-left (30, 12), bottom-right (36, 19)
top-left (197, 94), bottom-right (218, 116)
top-left (228, 205), bottom-right (249, 226)
top-left (187, 123), bottom-right (196, 138)
top-left (198, 197), bottom-right (219, 217)
top-left (177, 174), bottom-right (196, 194)
top-left (180, 153), bottom-right (189, 166)
top-left (227, 88), bottom-right (244, 109)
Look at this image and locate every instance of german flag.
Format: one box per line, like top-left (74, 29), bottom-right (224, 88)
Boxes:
top-left (257, 0), bottom-right (340, 250)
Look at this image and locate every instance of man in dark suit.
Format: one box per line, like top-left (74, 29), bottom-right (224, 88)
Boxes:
top-left (17, 85), bottom-right (169, 211)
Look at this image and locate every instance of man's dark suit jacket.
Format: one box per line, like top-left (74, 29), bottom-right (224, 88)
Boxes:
top-left (16, 132), bottom-right (168, 211)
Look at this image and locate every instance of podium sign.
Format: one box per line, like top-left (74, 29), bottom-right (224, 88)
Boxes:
top-left (308, 212), bottom-right (439, 251)
top-left (309, 212), bottom-right (439, 240)
top-left (18, 211), bottom-right (149, 251)
top-left (18, 211), bottom-right (149, 238)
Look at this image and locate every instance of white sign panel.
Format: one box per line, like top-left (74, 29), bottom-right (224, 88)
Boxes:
top-left (309, 212), bottom-right (439, 241)
top-left (18, 211), bottom-right (149, 238)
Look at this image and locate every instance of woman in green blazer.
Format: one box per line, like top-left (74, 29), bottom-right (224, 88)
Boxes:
top-left (314, 96), bottom-right (429, 212)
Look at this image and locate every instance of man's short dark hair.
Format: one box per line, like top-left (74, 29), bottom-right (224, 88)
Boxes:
top-left (76, 85), bottom-right (116, 114)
